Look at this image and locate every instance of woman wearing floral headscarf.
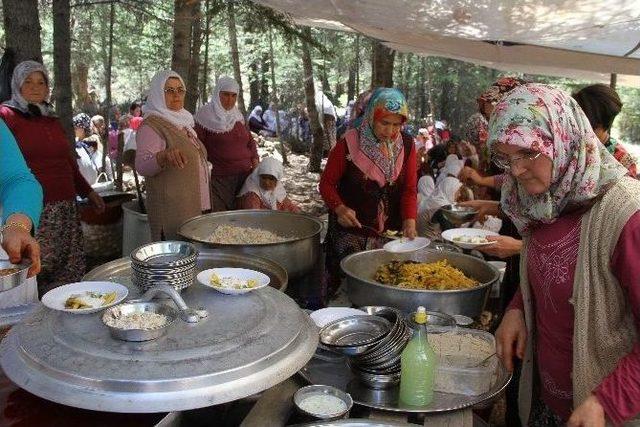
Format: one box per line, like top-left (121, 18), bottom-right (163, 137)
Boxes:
top-left (0, 60), bottom-right (104, 294)
top-left (195, 76), bottom-right (259, 211)
top-left (135, 70), bottom-right (211, 241)
top-left (319, 88), bottom-right (417, 304)
top-left (492, 84), bottom-right (640, 426)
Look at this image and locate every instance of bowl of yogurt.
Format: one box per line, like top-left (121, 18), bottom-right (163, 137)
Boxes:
top-left (293, 385), bottom-right (353, 420)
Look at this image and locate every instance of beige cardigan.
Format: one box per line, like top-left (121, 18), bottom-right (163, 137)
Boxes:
top-left (518, 177), bottom-right (640, 426)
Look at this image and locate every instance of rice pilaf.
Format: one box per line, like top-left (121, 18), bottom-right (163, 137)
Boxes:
top-left (374, 260), bottom-right (478, 290)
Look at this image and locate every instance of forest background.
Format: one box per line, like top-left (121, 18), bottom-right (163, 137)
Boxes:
top-left (2, 0), bottom-right (639, 158)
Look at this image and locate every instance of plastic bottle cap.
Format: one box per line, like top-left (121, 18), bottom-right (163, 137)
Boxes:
top-left (415, 306), bottom-right (427, 324)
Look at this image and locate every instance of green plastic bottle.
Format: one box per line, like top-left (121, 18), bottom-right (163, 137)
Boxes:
top-left (398, 306), bottom-right (437, 406)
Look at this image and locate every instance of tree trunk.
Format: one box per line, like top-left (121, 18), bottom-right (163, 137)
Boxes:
top-left (268, 27), bottom-right (288, 166)
top-left (354, 34), bottom-right (360, 96)
top-left (102, 2), bottom-right (115, 171)
top-left (371, 41), bottom-right (395, 89)
top-left (227, 0), bottom-right (246, 116)
top-left (300, 28), bottom-right (327, 173)
top-left (347, 60), bottom-right (356, 102)
top-left (419, 56), bottom-right (426, 119)
top-left (172, 0), bottom-right (201, 108)
top-left (2, 0), bottom-right (42, 63)
top-left (185, 2), bottom-right (203, 112)
top-left (52, 0), bottom-right (74, 148)
top-left (260, 53), bottom-right (269, 102)
top-left (248, 58), bottom-right (260, 108)
top-left (200, 0), bottom-right (211, 101)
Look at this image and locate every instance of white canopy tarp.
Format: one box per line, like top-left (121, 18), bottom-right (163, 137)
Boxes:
top-left (255, 0), bottom-right (640, 86)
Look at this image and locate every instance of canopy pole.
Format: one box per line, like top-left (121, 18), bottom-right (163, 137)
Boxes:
top-left (610, 73), bottom-right (617, 90)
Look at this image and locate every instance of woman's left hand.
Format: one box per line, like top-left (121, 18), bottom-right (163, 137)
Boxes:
top-left (402, 219), bottom-right (417, 239)
top-left (88, 191), bottom-right (106, 214)
top-left (567, 395), bottom-right (605, 427)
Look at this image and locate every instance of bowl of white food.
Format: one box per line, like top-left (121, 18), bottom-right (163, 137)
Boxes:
top-left (293, 385), bottom-right (353, 420)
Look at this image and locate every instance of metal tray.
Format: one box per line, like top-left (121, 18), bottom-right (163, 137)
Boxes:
top-left (0, 253), bottom-right (314, 413)
top-left (298, 352), bottom-right (511, 413)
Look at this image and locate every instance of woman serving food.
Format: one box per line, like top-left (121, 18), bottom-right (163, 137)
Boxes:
top-left (319, 88), bottom-right (417, 303)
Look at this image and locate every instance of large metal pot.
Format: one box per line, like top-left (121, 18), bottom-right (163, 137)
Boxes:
top-left (178, 210), bottom-right (323, 280)
top-left (341, 249), bottom-right (499, 318)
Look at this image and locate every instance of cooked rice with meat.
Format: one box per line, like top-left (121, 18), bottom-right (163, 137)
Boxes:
top-left (374, 260), bottom-right (478, 290)
top-left (207, 224), bottom-right (289, 244)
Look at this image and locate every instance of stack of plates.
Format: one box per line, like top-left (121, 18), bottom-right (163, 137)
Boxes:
top-left (130, 241), bottom-right (198, 292)
top-left (350, 307), bottom-right (412, 388)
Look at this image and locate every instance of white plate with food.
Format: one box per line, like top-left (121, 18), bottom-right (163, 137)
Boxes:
top-left (197, 268), bottom-right (270, 295)
top-left (441, 228), bottom-right (500, 250)
top-left (41, 281), bottom-right (128, 314)
top-left (383, 237), bottom-right (430, 253)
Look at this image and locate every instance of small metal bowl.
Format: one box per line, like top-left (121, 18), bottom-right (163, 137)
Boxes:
top-left (350, 363), bottom-right (401, 389)
top-left (130, 241), bottom-right (198, 267)
top-left (293, 385), bottom-right (353, 420)
top-left (440, 204), bottom-right (478, 226)
top-left (319, 315), bottom-right (391, 348)
top-left (102, 302), bottom-right (177, 341)
top-left (0, 260), bottom-right (31, 292)
top-left (406, 310), bottom-right (457, 331)
top-left (427, 240), bottom-right (463, 253)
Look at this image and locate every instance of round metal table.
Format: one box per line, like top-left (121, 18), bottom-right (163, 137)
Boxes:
top-left (0, 254), bottom-right (318, 413)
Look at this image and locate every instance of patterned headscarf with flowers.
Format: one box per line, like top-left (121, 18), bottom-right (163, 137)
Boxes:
top-left (488, 83), bottom-right (628, 234)
top-left (477, 76), bottom-right (529, 119)
top-left (352, 88), bottom-right (409, 184)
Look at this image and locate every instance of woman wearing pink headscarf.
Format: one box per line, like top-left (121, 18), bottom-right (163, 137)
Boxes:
top-left (492, 84), bottom-right (640, 426)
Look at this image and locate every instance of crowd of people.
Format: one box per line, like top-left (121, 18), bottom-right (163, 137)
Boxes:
top-left (2, 55), bottom-right (640, 425)
top-left (316, 79), bottom-right (640, 426)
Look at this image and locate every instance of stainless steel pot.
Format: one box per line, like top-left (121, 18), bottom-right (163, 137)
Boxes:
top-left (341, 249), bottom-right (499, 318)
top-left (178, 210), bottom-right (323, 280)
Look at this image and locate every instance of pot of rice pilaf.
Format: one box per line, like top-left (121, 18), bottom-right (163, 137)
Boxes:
top-left (341, 249), bottom-right (500, 318)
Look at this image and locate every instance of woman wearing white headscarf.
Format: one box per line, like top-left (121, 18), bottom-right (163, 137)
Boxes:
top-left (248, 105), bottom-right (267, 134)
top-left (435, 154), bottom-right (464, 186)
top-left (135, 70), bottom-right (211, 240)
top-left (420, 177), bottom-right (470, 225)
top-left (195, 76), bottom-right (258, 211)
top-left (415, 175), bottom-right (436, 235)
top-left (0, 60), bottom-right (104, 295)
top-left (237, 157), bottom-right (300, 212)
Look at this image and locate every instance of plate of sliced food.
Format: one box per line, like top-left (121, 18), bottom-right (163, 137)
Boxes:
top-left (441, 228), bottom-right (500, 250)
top-left (42, 281), bottom-right (128, 314)
top-left (197, 268), bottom-right (270, 295)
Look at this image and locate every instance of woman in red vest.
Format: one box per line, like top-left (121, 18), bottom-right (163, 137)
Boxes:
top-left (319, 88), bottom-right (417, 305)
top-left (0, 60), bottom-right (104, 295)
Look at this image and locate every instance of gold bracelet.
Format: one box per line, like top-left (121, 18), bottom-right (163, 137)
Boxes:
top-left (0, 222), bottom-right (31, 236)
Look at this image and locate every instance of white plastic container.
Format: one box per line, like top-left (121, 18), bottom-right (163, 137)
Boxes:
top-left (429, 327), bottom-right (497, 396)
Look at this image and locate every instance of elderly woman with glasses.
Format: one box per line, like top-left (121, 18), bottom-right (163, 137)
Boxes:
top-left (135, 70), bottom-right (211, 241)
top-left (491, 84), bottom-right (640, 426)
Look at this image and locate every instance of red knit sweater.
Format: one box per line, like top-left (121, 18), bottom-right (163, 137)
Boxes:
top-left (0, 106), bottom-right (92, 204)
top-left (319, 138), bottom-right (417, 228)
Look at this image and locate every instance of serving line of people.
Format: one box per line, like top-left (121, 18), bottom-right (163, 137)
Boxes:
top-left (2, 56), bottom-right (640, 425)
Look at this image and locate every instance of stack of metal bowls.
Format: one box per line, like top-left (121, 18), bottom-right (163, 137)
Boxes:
top-left (319, 315), bottom-right (391, 356)
top-left (350, 306), bottom-right (412, 389)
top-left (130, 241), bottom-right (198, 292)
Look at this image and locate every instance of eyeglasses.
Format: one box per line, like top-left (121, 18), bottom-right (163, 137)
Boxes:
top-left (164, 87), bottom-right (186, 95)
top-left (492, 151), bottom-right (542, 171)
